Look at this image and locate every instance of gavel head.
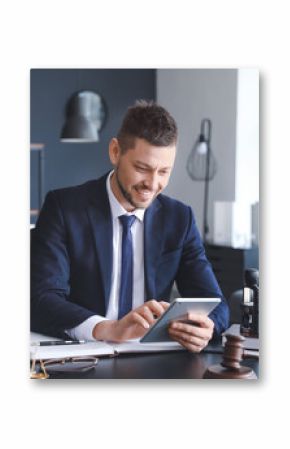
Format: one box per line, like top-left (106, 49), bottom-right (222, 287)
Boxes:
top-left (221, 334), bottom-right (245, 370)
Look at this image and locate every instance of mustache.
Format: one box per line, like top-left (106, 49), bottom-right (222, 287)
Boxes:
top-left (134, 184), bottom-right (155, 192)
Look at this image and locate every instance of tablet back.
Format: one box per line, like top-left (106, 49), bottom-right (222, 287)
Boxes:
top-left (141, 298), bottom-right (220, 343)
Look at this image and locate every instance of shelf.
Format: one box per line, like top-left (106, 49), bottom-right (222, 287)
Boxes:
top-left (30, 209), bottom-right (39, 216)
top-left (30, 142), bottom-right (45, 224)
top-left (30, 143), bottom-right (45, 151)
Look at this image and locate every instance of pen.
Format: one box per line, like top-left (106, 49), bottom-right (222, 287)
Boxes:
top-left (31, 340), bottom-right (86, 346)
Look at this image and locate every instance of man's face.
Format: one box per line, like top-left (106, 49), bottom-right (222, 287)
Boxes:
top-left (109, 137), bottom-right (176, 211)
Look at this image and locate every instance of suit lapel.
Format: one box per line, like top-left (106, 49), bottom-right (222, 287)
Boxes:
top-left (86, 175), bottom-right (113, 312)
top-left (144, 198), bottom-right (164, 299)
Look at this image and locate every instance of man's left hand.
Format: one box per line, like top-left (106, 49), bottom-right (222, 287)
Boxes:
top-left (168, 313), bottom-right (214, 352)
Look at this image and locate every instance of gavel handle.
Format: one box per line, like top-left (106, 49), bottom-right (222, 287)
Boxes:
top-left (243, 349), bottom-right (259, 359)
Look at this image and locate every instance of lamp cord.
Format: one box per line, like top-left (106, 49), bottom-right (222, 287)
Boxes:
top-left (202, 119), bottom-right (212, 242)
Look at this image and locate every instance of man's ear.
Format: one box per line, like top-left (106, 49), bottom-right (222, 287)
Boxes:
top-left (109, 138), bottom-right (121, 166)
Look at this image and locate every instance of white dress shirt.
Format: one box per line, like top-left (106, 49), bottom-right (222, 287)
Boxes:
top-left (66, 171), bottom-right (146, 341)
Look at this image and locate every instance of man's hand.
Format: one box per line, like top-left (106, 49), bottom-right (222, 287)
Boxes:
top-left (168, 313), bottom-right (214, 352)
top-left (92, 300), bottom-right (170, 342)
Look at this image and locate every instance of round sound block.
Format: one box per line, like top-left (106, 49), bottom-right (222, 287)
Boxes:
top-left (203, 364), bottom-right (257, 379)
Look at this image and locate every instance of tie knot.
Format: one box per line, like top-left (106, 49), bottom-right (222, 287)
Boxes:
top-left (119, 214), bottom-right (136, 230)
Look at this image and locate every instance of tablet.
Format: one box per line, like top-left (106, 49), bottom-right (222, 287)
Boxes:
top-left (140, 298), bottom-right (221, 343)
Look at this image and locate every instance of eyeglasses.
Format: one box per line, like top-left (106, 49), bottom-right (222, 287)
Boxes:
top-left (30, 356), bottom-right (99, 379)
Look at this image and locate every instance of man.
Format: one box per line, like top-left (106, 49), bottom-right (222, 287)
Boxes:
top-left (31, 100), bottom-right (229, 352)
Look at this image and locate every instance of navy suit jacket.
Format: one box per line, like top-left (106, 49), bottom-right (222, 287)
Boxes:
top-left (31, 173), bottom-right (229, 338)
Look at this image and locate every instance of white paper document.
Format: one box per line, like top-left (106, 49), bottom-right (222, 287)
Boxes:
top-left (30, 333), bottom-right (183, 360)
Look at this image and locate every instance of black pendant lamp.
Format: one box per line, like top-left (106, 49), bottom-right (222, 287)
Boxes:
top-left (186, 118), bottom-right (217, 242)
top-left (60, 90), bottom-right (106, 143)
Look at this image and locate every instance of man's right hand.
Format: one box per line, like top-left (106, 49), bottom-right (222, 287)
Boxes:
top-left (92, 300), bottom-right (170, 342)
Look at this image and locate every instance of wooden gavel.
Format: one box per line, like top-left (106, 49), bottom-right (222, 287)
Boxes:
top-left (203, 334), bottom-right (258, 379)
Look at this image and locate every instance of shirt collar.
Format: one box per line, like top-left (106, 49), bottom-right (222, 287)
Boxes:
top-left (106, 171), bottom-right (145, 222)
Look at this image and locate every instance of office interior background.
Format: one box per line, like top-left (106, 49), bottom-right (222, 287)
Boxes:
top-left (30, 68), bottom-right (259, 324)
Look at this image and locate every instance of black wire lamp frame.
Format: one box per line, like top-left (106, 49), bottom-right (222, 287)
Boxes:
top-left (186, 118), bottom-right (216, 243)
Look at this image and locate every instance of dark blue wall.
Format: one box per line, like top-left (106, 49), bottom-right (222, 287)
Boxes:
top-left (30, 69), bottom-right (156, 221)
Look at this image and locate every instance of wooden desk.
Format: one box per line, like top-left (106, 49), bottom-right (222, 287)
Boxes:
top-left (42, 343), bottom-right (259, 379)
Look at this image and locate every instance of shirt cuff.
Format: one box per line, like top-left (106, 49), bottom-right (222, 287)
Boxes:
top-left (65, 315), bottom-right (109, 341)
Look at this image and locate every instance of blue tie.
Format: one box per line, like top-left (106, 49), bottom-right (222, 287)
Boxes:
top-left (118, 215), bottom-right (136, 319)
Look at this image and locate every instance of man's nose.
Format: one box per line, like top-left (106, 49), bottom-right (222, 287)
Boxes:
top-left (144, 173), bottom-right (159, 191)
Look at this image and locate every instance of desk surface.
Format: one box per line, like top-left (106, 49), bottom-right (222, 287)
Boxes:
top-left (43, 344), bottom-right (259, 379)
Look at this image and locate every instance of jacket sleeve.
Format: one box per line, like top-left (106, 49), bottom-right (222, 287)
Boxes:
top-left (175, 206), bottom-right (230, 336)
top-left (30, 191), bottom-right (96, 338)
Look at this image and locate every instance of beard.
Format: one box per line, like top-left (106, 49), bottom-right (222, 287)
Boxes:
top-left (115, 167), bottom-right (157, 210)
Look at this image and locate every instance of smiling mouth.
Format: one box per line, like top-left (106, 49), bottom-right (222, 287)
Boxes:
top-left (135, 188), bottom-right (155, 199)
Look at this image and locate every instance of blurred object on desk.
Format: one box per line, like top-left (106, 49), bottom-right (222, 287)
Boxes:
top-left (205, 244), bottom-right (258, 313)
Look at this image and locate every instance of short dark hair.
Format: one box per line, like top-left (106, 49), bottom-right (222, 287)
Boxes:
top-left (117, 100), bottom-right (178, 152)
